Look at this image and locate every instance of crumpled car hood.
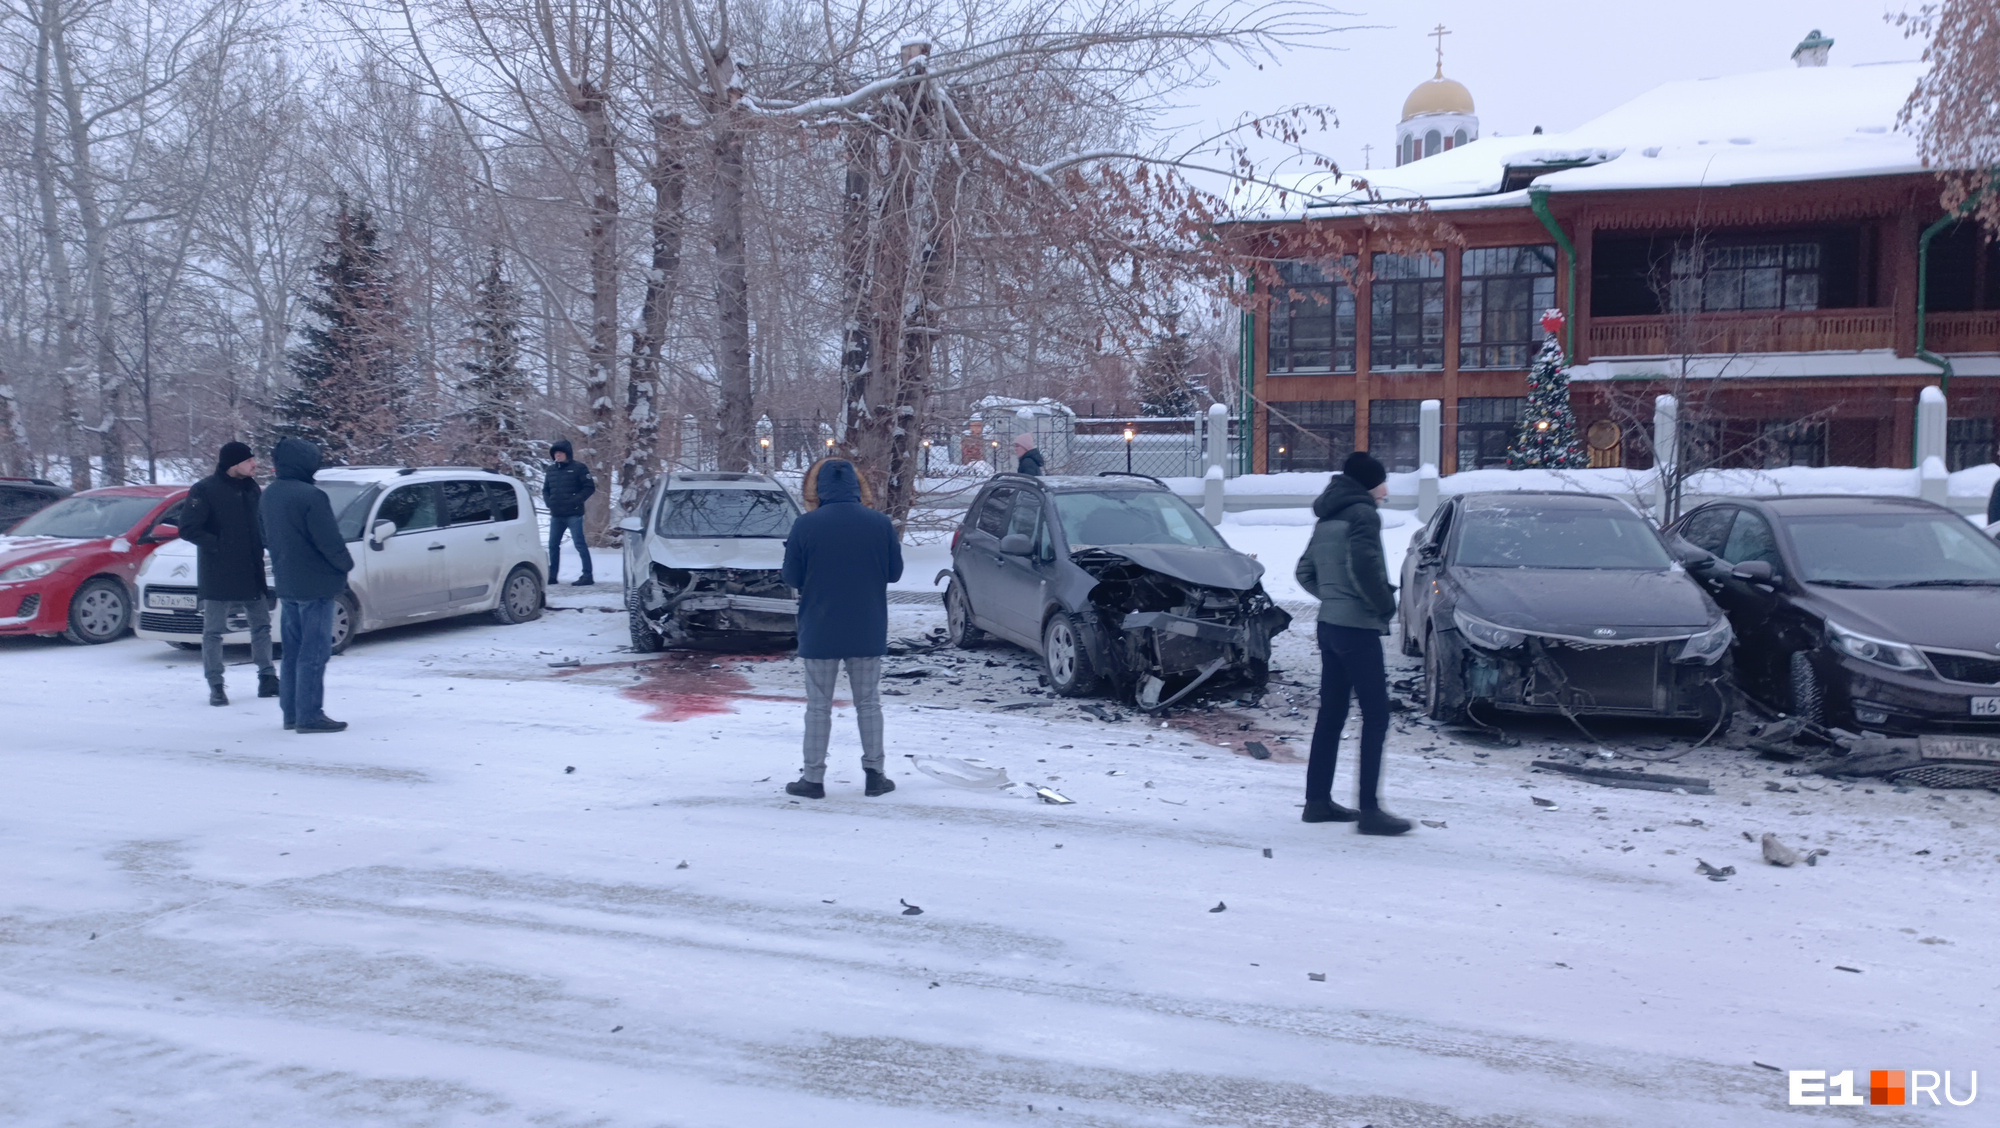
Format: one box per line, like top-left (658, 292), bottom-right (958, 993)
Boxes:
top-left (647, 536), bottom-right (787, 571)
top-left (1456, 567), bottom-right (1715, 636)
top-left (1083, 544), bottom-right (1266, 591)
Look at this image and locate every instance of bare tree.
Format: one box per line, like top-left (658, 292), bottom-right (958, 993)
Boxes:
top-left (1897, 0), bottom-right (2000, 237)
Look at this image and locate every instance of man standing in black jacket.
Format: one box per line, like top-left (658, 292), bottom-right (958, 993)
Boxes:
top-left (543, 439), bottom-right (596, 586)
top-left (261, 438), bottom-right (355, 734)
top-left (179, 441), bottom-right (276, 706)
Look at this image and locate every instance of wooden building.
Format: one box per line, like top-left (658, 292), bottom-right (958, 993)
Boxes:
top-left (1229, 35), bottom-right (2000, 475)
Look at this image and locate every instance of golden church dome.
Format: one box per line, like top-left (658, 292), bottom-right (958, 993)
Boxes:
top-left (1402, 74), bottom-right (1475, 120)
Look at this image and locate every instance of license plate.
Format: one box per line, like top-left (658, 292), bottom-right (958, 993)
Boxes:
top-left (147, 591), bottom-right (197, 610)
top-left (1972, 697), bottom-right (2000, 718)
top-left (1922, 735), bottom-right (2000, 761)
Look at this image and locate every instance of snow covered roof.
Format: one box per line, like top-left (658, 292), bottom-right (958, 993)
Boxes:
top-left (1239, 61), bottom-right (1929, 221)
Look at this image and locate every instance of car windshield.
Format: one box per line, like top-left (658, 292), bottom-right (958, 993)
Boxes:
top-left (1455, 505), bottom-right (1673, 570)
top-left (316, 482), bottom-right (380, 542)
top-left (1054, 490), bottom-right (1225, 549)
top-left (1785, 512), bottom-right (2000, 586)
top-left (656, 489), bottom-right (798, 538)
top-left (8, 495), bottom-right (157, 538)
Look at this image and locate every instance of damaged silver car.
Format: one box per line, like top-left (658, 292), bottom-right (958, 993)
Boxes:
top-left (938, 473), bottom-right (1291, 710)
top-left (618, 471), bottom-right (801, 650)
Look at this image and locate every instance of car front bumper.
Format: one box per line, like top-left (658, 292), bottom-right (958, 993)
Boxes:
top-left (0, 577), bottom-right (68, 635)
top-left (1456, 634), bottom-right (1730, 719)
top-left (1828, 652), bottom-right (2000, 734)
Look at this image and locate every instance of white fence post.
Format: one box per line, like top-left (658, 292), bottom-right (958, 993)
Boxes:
top-left (1917, 386), bottom-right (1950, 506)
top-left (1206, 403), bottom-right (1228, 476)
top-left (1417, 399), bottom-right (1441, 521)
top-left (1652, 394), bottom-right (1678, 520)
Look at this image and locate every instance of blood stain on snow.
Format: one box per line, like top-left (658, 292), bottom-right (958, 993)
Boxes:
top-left (554, 652), bottom-right (796, 722)
top-left (1168, 708), bottom-right (1305, 763)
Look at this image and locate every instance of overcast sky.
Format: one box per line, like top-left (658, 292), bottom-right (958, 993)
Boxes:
top-left (1169, 0), bottom-right (1925, 178)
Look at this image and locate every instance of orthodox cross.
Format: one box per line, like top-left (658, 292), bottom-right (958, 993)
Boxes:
top-left (1360, 144), bottom-right (1373, 170)
top-left (1430, 23), bottom-right (1451, 76)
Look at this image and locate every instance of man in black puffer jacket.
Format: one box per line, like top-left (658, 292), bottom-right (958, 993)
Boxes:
top-left (1294, 451), bottom-right (1411, 836)
top-left (180, 441), bottom-right (275, 706)
top-left (543, 439), bottom-right (596, 585)
top-left (261, 437), bottom-right (355, 734)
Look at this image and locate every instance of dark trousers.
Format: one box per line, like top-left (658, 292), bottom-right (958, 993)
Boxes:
top-left (279, 597), bottom-right (335, 725)
top-left (548, 514), bottom-right (592, 579)
top-left (1306, 622), bottom-right (1389, 811)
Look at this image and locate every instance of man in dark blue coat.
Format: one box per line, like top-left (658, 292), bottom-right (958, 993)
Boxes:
top-left (781, 459), bottom-right (904, 798)
top-left (543, 439), bottom-right (596, 585)
top-left (179, 440), bottom-right (275, 706)
top-left (260, 437), bottom-right (355, 734)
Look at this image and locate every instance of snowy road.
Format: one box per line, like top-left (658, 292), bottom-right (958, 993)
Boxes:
top-left (2, 561), bottom-right (1994, 1126)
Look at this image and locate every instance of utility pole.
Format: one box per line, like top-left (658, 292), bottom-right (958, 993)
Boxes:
top-left (139, 277), bottom-right (156, 484)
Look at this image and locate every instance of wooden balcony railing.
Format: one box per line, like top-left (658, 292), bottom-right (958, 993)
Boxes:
top-left (1585, 309), bottom-right (1894, 357)
top-left (1924, 311), bottom-right (2000, 354)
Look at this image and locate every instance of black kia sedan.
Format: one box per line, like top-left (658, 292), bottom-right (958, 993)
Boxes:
top-left (1401, 492), bottom-right (1734, 726)
top-left (1669, 495), bottom-right (2000, 733)
top-left (938, 473), bottom-right (1290, 710)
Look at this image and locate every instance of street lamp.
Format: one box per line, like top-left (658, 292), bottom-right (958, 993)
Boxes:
top-left (759, 436), bottom-right (771, 470)
top-left (1123, 426), bottom-right (1135, 474)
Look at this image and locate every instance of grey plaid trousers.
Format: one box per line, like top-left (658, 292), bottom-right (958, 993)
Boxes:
top-left (800, 656), bottom-right (884, 782)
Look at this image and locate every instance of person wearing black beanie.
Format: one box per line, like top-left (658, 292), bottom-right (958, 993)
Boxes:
top-left (1293, 450), bottom-right (1412, 835)
top-left (179, 440), bottom-right (276, 706)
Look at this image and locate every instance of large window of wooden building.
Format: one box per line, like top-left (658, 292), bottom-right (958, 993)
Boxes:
top-left (1459, 246), bottom-right (1556, 368)
top-left (1455, 396), bottom-right (1525, 470)
top-left (1592, 229), bottom-right (1865, 316)
top-left (1266, 259), bottom-right (1356, 373)
top-left (1948, 418), bottom-right (1994, 471)
top-left (1370, 251), bottom-right (1445, 369)
top-left (1369, 400), bottom-right (1424, 472)
top-left (1267, 401), bottom-right (1355, 471)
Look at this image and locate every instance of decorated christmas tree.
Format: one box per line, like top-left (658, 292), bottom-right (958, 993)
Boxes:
top-left (1506, 309), bottom-right (1588, 469)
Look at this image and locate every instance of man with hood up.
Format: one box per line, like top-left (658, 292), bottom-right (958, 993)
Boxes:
top-left (260, 437), bottom-right (355, 734)
top-left (179, 441), bottom-right (276, 706)
top-left (781, 458), bottom-right (904, 798)
top-left (1013, 433), bottom-right (1044, 476)
top-left (1293, 451), bottom-right (1411, 836)
top-left (543, 439), bottom-right (596, 585)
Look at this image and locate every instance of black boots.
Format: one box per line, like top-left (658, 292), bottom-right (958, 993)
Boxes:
top-left (295, 717), bottom-right (348, 734)
top-left (1357, 809), bottom-right (1414, 836)
top-left (1301, 800), bottom-right (1359, 823)
top-left (208, 684), bottom-right (227, 707)
top-left (785, 778), bottom-right (825, 799)
top-left (864, 770), bottom-right (896, 797)
top-left (570, 576), bottom-right (595, 587)
top-left (258, 672), bottom-right (280, 698)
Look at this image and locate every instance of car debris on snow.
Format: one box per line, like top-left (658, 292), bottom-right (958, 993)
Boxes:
top-left (1530, 760), bottom-right (1714, 795)
top-left (1307, 972), bottom-right (1325, 981)
top-left (1034, 786), bottom-right (1074, 805)
top-left (1820, 731), bottom-right (2000, 789)
top-left (1531, 796), bottom-right (1558, 808)
top-left (1760, 834), bottom-right (1803, 867)
top-left (676, 861), bottom-right (689, 869)
top-left (1208, 901), bottom-right (1227, 913)
top-left (907, 755), bottom-right (1011, 790)
top-left (1694, 859), bottom-right (1735, 880)
top-left (1421, 820), bottom-right (1448, 829)
top-left (1834, 965), bottom-right (1862, 973)
top-left (547, 658), bottom-right (581, 668)
top-left (899, 899), bottom-right (924, 916)
top-left (1243, 741), bottom-right (1272, 760)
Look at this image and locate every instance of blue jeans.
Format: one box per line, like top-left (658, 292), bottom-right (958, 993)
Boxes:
top-left (279, 597), bottom-right (335, 725)
top-left (1306, 622), bottom-right (1389, 811)
top-left (548, 514), bottom-right (592, 579)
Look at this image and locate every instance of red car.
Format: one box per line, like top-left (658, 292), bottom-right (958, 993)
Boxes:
top-left (0, 484), bottom-right (189, 643)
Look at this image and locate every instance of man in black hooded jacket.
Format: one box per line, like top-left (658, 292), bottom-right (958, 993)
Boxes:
top-left (543, 439), bottom-right (596, 585)
top-left (261, 438), bottom-right (355, 734)
top-left (179, 441), bottom-right (275, 706)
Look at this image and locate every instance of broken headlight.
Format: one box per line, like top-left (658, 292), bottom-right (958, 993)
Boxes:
top-left (1827, 620), bottom-right (1926, 673)
top-left (1674, 619), bottom-right (1733, 664)
top-left (1452, 608), bottom-right (1525, 651)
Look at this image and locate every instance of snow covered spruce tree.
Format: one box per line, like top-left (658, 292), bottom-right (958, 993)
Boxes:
top-left (272, 197), bottom-right (411, 465)
top-left (1136, 311), bottom-right (1199, 418)
top-left (1507, 309), bottom-right (1587, 470)
top-left (456, 250), bottom-right (536, 479)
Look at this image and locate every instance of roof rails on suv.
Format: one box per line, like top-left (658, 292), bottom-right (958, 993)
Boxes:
top-left (1095, 470), bottom-right (1168, 487)
top-left (395, 466), bottom-right (498, 475)
top-left (0, 476), bottom-right (60, 487)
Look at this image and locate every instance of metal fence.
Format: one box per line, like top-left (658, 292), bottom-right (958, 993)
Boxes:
top-left (995, 413), bottom-right (1239, 479)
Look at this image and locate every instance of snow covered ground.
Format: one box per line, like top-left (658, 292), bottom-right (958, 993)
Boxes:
top-left (2, 553), bottom-right (1994, 1126)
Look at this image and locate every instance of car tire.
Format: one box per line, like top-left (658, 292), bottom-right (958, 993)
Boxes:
top-left (330, 592), bottom-right (359, 656)
top-left (62, 577), bottom-right (130, 644)
top-left (1423, 625), bottom-right (1467, 724)
top-left (1043, 612), bottom-right (1099, 697)
top-left (492, 565), bottom-right (544, 625)
top-left (1787, 650), bottom-right (1824, 727)
top-left (944, 578), bottom-right (984, 648)
top-left (627, 586), bottom-right (666, 653)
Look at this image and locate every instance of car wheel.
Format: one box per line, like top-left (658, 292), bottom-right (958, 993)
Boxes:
top-left (627, 586), bottom-right (666, 653)
top-left (1043, 612), bottom-right (1099, 697)
top-left (1423, 625), bottom-right (1467, 723)
top-left (492, 565), bottom-right (544, 625)
top-left (62, 577), bottom-right (130, 644)
top-left (330, 592), bottom-right (359, 656)
top-left (1787, 650), bottom-right (1824, 727)
top-left (944, 578), bottom-right (984, 648)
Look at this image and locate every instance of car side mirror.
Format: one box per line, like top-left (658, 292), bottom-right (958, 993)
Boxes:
top-left (1416, 542), bottom-right (1442, 564)
top-left (998, 533), bottom-right (1033, 556)
top-left (1731, 559), bottom-right (1775, 586)
top-left (368, 519), bottom-right (396, 550)
top-left (616, 515), bottom-right (644, 533)
top-left (143, 523), bottom-right (179, 543)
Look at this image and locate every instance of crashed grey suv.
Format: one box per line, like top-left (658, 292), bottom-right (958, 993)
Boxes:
top-left (938, 473), bottom-right (1291, 711)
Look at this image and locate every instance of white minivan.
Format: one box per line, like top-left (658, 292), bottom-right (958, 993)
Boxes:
top-left (136, 467), bottom-right (546, 653)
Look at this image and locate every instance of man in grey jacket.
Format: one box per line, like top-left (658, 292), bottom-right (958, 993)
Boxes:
top-left (1294, 451), bottom-right (1411, 835)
